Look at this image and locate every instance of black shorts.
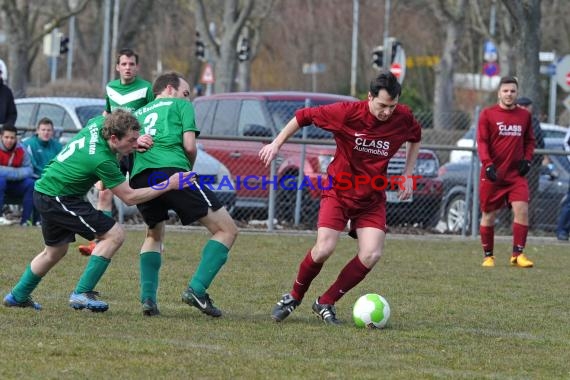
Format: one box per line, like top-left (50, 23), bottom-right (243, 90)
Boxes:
top-left (130, 168), bottom-right (223, 229)
top-left (33, 190), bottom-right (116, 246)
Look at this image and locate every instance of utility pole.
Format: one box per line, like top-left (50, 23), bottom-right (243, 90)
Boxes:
top-left (350, 0), bottom-right (359, 97)
top-left (101, 0), bottom-right (111, 91)
top-left (382, 0), bottom-right (391, 71)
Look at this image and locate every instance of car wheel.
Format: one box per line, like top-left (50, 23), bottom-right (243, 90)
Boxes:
top-left (445, 193), bottom-right (471, 233)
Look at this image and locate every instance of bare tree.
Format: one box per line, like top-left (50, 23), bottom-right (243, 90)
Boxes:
top-left (501, 0), bottom-right (541, 110)
top-left (0, 0), bottom-right (89, 97)
top-left (192, 0), bottom-right (255, 93)
top-left (430, 0), bottom-right (469, 130)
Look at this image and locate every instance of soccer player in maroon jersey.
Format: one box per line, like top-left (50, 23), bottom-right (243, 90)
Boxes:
top-left (477, 76), bottom-right (535, 268)
top-left (259, 71), bottom-right (421, 325)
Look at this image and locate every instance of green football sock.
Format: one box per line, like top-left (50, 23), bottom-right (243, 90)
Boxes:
top-left (74, 255), bottom-right (111, 293)
top-left (189, 240), bottom-right (229, 295)
top-left (140, 251), bottom-right (161, 303)
top-left (11, 265), bottom-right (43, 303)
top-left (102, 210), bottom-right (113, 218)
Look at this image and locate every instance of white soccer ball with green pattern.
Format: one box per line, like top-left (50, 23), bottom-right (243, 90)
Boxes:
top-left (353, 293), bottom-right (390, 329)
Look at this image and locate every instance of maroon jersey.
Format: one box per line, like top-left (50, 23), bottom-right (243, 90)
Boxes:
top-left (477, 104), bottom-right (535, 184)
top-left (295, 101), bottom-right (421, 209)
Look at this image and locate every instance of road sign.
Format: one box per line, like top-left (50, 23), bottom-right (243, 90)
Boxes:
top-left (200, 63), bottom-right (215, 84)
top-left (302, 62), bottom-right (326, 74)
top-left (483, 40), bottom-right (498, 62)
top-left (482, 62), bottom-right (499, 77)
top-left (390, 63), bottom-right (402, 79)
top-left (555, 55), bottom-right (570, 92)
top-left (391, 43), bottom-right (406, 84)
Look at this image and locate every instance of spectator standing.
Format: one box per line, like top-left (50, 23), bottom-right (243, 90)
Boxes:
top-left (555, 128), bottom-right (570, 241)
top-left (0, 68), bottom-right (17, 126)
top-left (78, 48), bottom-right (155, 256)
top-left (0, 124), bottom-right (34, 226)
top-left (477, 77), bottom-right (535, 268)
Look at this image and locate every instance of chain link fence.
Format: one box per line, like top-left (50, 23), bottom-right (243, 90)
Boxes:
top-left (7, 96), bottom-right (569, 238)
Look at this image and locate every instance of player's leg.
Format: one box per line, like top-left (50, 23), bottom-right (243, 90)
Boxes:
top-left (78, 185), bottom-right (114, 256)
top-left (510, 201), bottom-right (533, 268)
top-left (70, 206), bottom-right (122, 312)
top-left (183, 207), bottom-right (238, 318)
top-left (313, 204), bottom-right (386, 325)
top-left (272, 195), bottom-right (344, 323)
top-left (479, 180), bottom-right (500, 267)
top-left (139, 222), bottom-right (165, 316)
top-left (3, 244), bottom-right (68, 310)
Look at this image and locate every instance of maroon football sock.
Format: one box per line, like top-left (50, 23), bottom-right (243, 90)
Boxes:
top-left (290, 250), bottom-right (323, 302)
top-left (512, 222), bottom-right (528, 256)
top-left (319, 255), bottom-right (370, 305)
top-left (480, 225), bottom-right (494, 256)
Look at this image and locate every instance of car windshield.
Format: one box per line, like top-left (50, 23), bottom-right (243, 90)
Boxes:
top-left (267, 100), bottom-right (335, 139)
top-left (76, 105), bottom-right (105, 126)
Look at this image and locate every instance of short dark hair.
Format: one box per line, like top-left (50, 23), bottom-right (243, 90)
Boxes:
top-left (116, 48), bottom-right (139, 64)
top-left (152, 71), bottom-right (185, 96)
top-left (102, 109), bottom-right (140, 140)
top-left (499, 76), bottom-right (518, 88)
top-left (37, 117), bottom-right (54, 129)
top-left (369, 71), bottom-right (401, 99)
top-left (1, 123), bottom-right (17, 135)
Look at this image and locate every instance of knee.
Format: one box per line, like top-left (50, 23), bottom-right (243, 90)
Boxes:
top-left (106, 224), bottom-right (126, 247)
top-left (359, 250), bottom-right (382, 267)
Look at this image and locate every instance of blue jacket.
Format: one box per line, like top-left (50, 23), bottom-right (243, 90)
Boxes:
top-left (22, 135), bottom-right (62, 178)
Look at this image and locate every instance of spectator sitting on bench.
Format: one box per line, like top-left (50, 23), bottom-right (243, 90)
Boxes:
top-left (0, 123), bottom-right (35, 226)
top-left (22, 117), bottom-right (62, 225)
top-left (23, 117), bottom-right (62, 179)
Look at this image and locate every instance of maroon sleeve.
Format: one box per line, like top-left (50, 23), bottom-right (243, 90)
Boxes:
top-left (294, 102), bottom-right (350, 132)
top-left (477, 108), bottom-right (493, 168)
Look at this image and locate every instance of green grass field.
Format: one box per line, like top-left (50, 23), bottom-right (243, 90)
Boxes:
top-left (0, 226), bottom-right (568, 379)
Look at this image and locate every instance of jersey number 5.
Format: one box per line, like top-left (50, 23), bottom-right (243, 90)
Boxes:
top-left (57, 137), bottom-right (86, 162)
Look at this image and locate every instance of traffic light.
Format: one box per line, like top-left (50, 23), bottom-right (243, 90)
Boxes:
top-left (237, 37), bottom-right (250, 62)
top-left (195, 31), bottom-right (205, 61)
top-left (371, 40), bottom-right (401, 70)
top-left (371, 47), bottom-right (383, 70)
top-left (59, 36), bottom-right (69, 55)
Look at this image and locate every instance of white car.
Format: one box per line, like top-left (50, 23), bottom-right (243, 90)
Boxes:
top-left (449, 123), bottom-right (569, 163)
top-left (15, 97), bottom-right (236, 221)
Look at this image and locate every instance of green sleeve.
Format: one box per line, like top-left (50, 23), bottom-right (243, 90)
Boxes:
top-left (96, 160), bottom-right (127, 190)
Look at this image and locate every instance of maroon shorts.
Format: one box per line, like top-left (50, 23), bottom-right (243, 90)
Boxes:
top-left (479, 176), bottom-right (529, 213)
top-left (317, 195), bottom-right (387, 233)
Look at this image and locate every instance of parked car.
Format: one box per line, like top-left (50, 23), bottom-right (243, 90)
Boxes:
top-left (15, 97), bottom-right (106, 145)
top-left (449, 123), bottom-right (569, 163)
top-left (193, 91), bottom-right (443, 227)
top-left (439, 140), bottom-right (569, 233)
top-left (14, 97), bottom-right (236, 221)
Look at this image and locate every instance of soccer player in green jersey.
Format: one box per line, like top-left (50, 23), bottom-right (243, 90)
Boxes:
top-left (79, 48), bottom-right (155, 256)
top-left (130, 72), bottom-right (238, 317)
top-left (2, 110), bottom-right (192, 312)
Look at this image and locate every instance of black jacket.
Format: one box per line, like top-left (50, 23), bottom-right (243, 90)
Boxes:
top-left (0, 81), bottom-right (17, 125)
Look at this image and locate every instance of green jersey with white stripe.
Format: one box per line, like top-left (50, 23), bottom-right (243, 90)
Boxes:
top-left (35, 116), bottom-right (126, 196)
top-left (131, 98), bottom-right (199, 178)
top-left (105, 76), bottom-right (154, 113)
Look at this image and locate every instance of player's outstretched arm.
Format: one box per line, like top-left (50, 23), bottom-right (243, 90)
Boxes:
top-left (259, 116), bottom-right (301, 167)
